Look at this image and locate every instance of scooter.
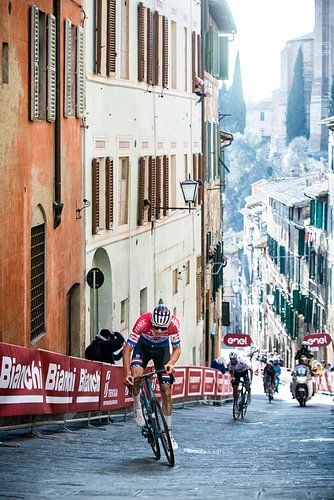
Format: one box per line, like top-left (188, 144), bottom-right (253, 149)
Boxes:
top-left (290, 364), bottom-right (315, 407)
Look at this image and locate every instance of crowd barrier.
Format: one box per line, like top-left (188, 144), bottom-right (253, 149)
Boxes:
top-left (0, 342), bottom-right (233, 420)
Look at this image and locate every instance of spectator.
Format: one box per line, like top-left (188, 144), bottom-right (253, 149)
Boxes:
top-left (211, 357), bottom-right (227, 374)
top-left (85, 329), bottom-right (125, 364)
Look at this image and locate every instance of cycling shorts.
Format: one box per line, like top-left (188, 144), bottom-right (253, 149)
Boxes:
top-left (130, 341), bottom-right (174, 385)
top-left (231, 369), bottom-right (251, 387)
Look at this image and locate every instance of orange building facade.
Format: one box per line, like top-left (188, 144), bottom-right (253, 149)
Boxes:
top-left (0, 0), bottom-right (84, 355)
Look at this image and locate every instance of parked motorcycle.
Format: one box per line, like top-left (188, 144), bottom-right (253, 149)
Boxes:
top-left (290, 364), bottom-right (315, 407)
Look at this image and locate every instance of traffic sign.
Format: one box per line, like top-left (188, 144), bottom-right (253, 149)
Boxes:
top-left (87, 268), bottom-right (104, 289)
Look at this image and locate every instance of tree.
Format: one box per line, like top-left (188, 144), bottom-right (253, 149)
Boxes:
top-left (280, 137), bottom-right (324, 177)
top-left (329, 78), bottom-right (334, 116)
top-left (223, 129), bottom-right (273, 231)
top-left (224, 52), bottom-right (246, 134)
top-left (286, 47), bottom-right (309, 144)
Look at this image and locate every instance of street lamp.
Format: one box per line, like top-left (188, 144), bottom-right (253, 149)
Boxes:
top-left (144, 176), bottom-right (199, 214)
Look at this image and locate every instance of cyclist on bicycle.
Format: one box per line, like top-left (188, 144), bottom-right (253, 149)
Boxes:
top-left (272, 358), bottom-right (281, 392)
top-left (123, 303), bottom-right (181, 450)
top-left (263, 359), bottom-right (276, 394)
top-left (227, 352), bottom-right (252, 403)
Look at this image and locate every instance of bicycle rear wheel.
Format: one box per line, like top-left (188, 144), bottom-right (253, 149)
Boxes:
top-left (141, 396), bottom-right (161, 460)
top-left (152, 398), bottom-right (175, 466)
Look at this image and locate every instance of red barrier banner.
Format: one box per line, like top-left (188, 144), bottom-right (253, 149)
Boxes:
top-left (304, 333), bottom-right (331, 348)
top-left (187, 367), bottom-right (203, 396)
top-left (100, 365), bottom-right (133, 410)
top-left (223, 374), bottom-right (233, 396)
top-left (70, 357), bottom-right (102, 412)
top-left (203, 369), bottom-right (216, 396)
top-left (0, 343), bottom-right (46, 416)
top-left (215, 371), bottom-right (225, 396)
top-left (40, 350), bottom-right (72, 414)
top-left (172, 367), bottom-right (186, 400)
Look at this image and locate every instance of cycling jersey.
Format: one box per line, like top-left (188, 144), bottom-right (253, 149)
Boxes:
top-left (127, 312), bottom-right (181, 348)
top-left (227, 358), bottom-right (251, 373)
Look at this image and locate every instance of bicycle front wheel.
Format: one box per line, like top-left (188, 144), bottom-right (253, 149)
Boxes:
top-left (233, 392), bottom-right (242, 420)
top-left (141, 396), bottom-right (161, 460)
top-left (152, 399), bottom-right (175, 466)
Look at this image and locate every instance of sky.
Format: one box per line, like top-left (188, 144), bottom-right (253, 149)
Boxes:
top-left (226, 0), bottom-right (315, 102)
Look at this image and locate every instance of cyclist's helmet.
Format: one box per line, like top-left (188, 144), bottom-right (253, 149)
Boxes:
top-left (273, 358), bottom-right (279, 365)
top-left (229, 351), bottom-right (238, 364)
top-left (151, 304), bottom-right (171, 328)
top-left (301, 340), bottom-right (309, 349)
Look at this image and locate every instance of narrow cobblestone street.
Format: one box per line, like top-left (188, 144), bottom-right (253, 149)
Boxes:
top-left (0, 378), bottom-right (333, 499)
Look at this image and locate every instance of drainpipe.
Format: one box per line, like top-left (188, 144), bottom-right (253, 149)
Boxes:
top-left (54, 0), bottom-right (64, 228)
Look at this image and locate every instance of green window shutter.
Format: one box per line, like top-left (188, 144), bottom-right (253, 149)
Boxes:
top-left (310, 199), bottom-right (315, 225)
top-left (274, 287), bottom-right (280, 313)
top-left (279, 245), bottom-right (286, 274)
top-left (324, 201), bottom-right (328, 230)
top-left (316, 200), bottom-right (323, 228)
top-left (204, 29), bottom-right (213, 73)
top-left (212, 31), bottom-right (219, 77)
top-left (218, 36), bottom-right (228, 80)
top-left (298, 228), bottom-right (305, 256)
top-left (293, 289), bottom-right (300, 311)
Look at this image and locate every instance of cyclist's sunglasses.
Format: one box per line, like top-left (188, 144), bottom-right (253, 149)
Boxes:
top-left (153, 325), bottom-right (168, 331)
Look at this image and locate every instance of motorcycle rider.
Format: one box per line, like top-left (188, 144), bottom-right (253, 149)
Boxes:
top-left (295, 341), bottom-right (314, 368)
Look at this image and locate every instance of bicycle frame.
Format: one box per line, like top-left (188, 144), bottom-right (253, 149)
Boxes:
top-left (232, 378), bottom-right (248, 420)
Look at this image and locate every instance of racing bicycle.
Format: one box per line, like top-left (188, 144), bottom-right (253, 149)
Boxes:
top-left (232, 378), bottom-right (249, 420)
top-left (134, 369), bottom-right (175, 466)
top-left (264, 376), bottom-right (274, 403)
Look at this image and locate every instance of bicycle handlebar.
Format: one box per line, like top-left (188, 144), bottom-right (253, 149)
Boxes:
top-left (134, 369), bottom-right (166, 381)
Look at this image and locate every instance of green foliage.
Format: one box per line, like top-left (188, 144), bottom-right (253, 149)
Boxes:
top-left (329, 78), bottom-right (334, 116)
top-left (286, 47), bottom-right (309, 144)
top-left (223, 129), bottom-right (273, 231)
top-left (219, 53), bottom-right (246, 134)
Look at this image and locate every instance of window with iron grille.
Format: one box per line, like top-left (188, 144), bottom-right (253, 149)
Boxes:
top-left (30, 224), bottom-right (46, 341)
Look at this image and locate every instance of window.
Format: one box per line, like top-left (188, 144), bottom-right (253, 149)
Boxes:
top-left (140, 288), bottom-right (147, 315)
top-left (120, 298), bottom-right (128, 328)
top-left (171, 21), bottom-right (177, 89)
top-left (170, 155), bottom-right (176, 208)
top-left (119, 157), bottom-right (129, 225)
top-left (120, 0), bottom-right (129, 79)
top-left (92, 157), bottom-right (114, 234)
top-left (260, 111), bottom-right (265, 121)
top-left (96, 0), bottom-right (117, 77)
top-left (2, 42), bottom-right (9, 84)
top-left (64, 19), bottom-right (84, 118)
top-left (30, 223), bottom-right (46, 341)
top-left (172, 268), bottom-right (178, 294)
top-left (30, 6), bottom-right (55, 121)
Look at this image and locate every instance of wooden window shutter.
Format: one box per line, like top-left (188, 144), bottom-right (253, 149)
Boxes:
top-left (196, 255), bottom-right (202, 322)
top-left (92, 159), bottom-right (100, 234)
top-left (155, 156), bottom-right (162, 220)
top-left (197, 34), bottom-right (202, 79)
top-left (148, 156), bottom-right (156, 221)
top-left (96, 0), bottom-right (102, 74)
top-left (76, 26), bottom-right (85, 118)
top-left (64, 19), bottom-right (73, 117)
top-left (47, 14), bottom-right (56, 122)
top-left (163, 155), bottom-right (169, 216)
top-left (198, 153), bottom-right (203, 204)
top-left (147, 8), bottom-right (153, 84)
top-left (162, 16), bottom-right (168, 88)
top-left (30, 5), bottom-right (40, 120)
top-left (105, 157), bottom-right (114, 229)
top-left (138, 2), bottom-right (145, 82)
top-left (107, 0), bottom-right (117, 75)
top-left (154, 11), bottom-right (160, 85)
top-left (138, 157), bottom-right (146, 226)
top-left (191, 31), bottom-right (196, 92)
top-left (193, 153), bottom-right (198, 206)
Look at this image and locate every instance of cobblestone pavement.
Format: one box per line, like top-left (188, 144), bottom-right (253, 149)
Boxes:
top-left (0, 377), bottom-right (333, 499)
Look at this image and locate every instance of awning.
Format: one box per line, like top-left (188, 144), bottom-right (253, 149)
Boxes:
top-left (209, 0), bottom-right (237, 34)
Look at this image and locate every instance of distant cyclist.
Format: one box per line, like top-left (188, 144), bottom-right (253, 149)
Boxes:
top-left (272, 358), bottom-right (281, 392)
top-left (227, 352), bottom-right (253, 403)
top-left (123, 303), bottom-right (181, 450)
top-left (263, 359), bottom-right (276, 395)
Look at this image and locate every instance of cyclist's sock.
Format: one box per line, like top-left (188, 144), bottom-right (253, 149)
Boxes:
top-left (165, 415), bottom-right (172, 428)
top-left (133, 394), bottom-right (141, 408)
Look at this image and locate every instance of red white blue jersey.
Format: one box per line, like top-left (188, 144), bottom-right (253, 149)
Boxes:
top-left (127, 312), bottom-right (181, 348)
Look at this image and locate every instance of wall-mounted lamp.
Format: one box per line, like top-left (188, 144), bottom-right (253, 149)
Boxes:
top-left (144, 176), bottom-right (199, 213)
top-left (267, 294), bottom-right (275, 306)
top-left (76, 199), bottom-right (91, 219)
top-left (231, 281), bottom-right (239, 294)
